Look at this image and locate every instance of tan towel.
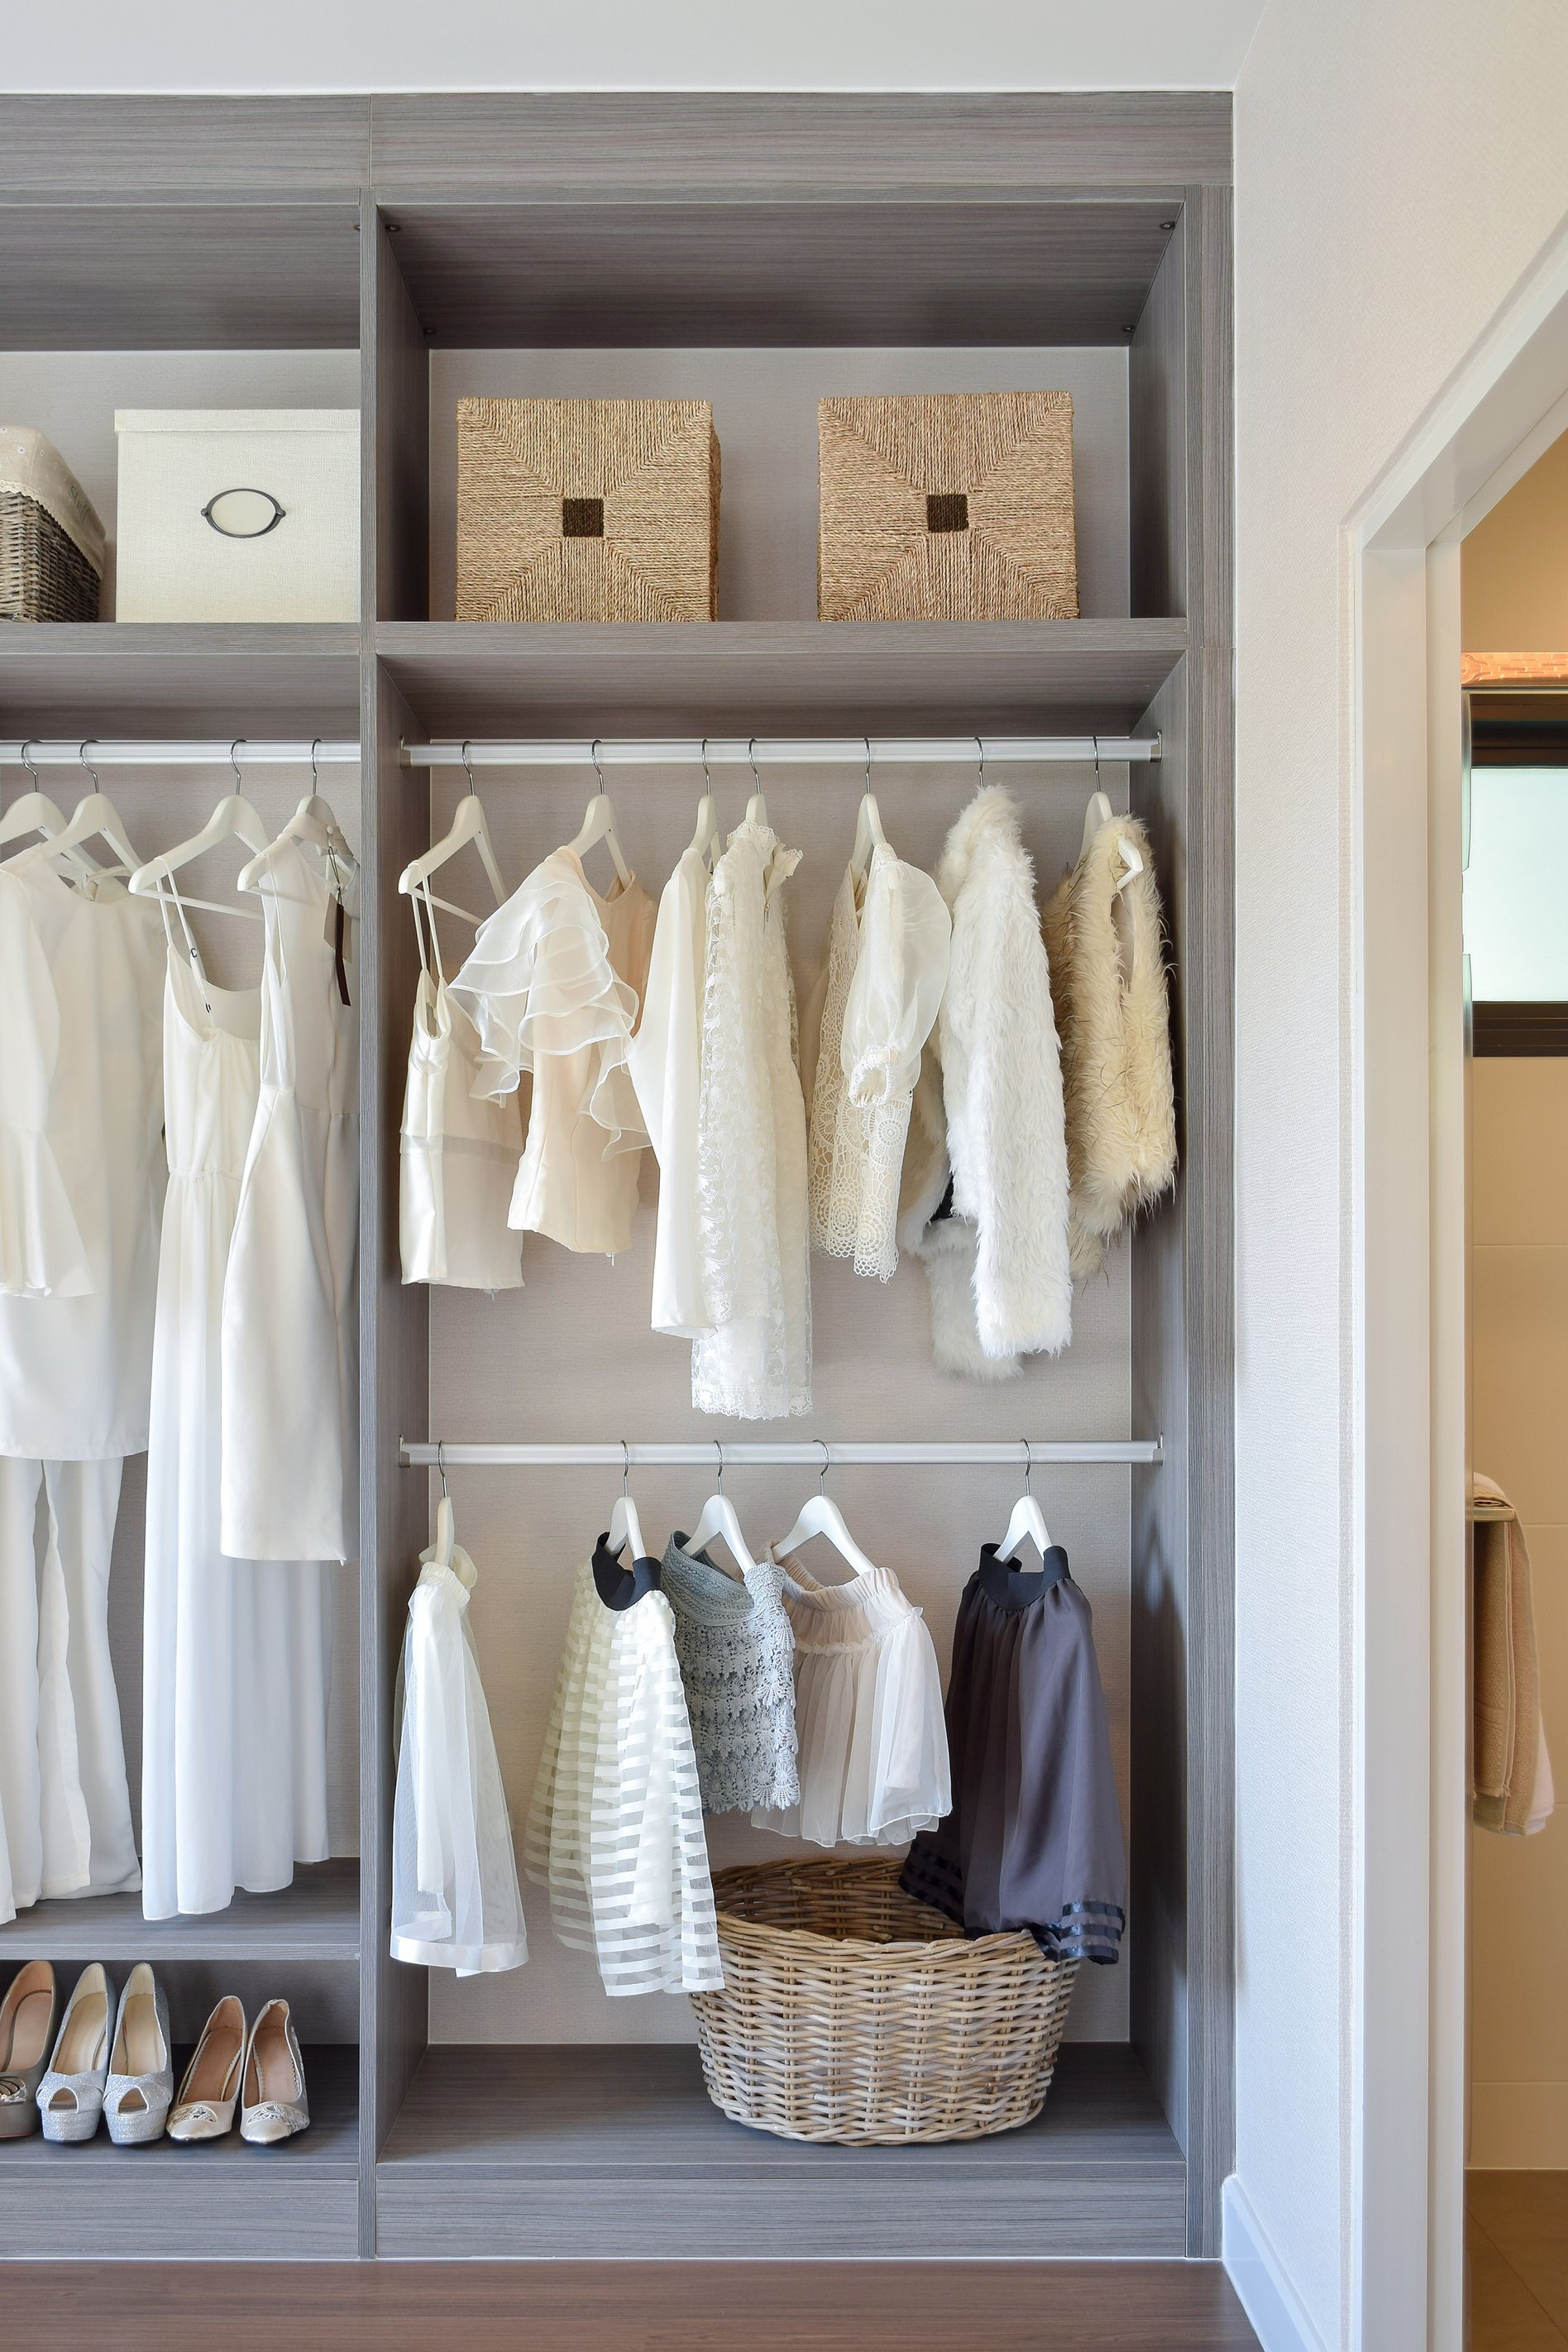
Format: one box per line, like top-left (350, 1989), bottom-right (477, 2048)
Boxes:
top-left (1470, 1474), bottom-right (1543, 1834)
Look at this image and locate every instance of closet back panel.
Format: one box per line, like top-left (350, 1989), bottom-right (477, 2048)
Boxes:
top-left (0, 762), bottom-right (366, 1872)
top-left (418, 756), bottom-right (1135, 2049)
top-left (427, 347), bottom-right (1130, 626)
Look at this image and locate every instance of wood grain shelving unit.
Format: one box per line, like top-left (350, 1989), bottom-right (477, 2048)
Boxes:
top-left (0, 88), bottom-right (1234, 2267)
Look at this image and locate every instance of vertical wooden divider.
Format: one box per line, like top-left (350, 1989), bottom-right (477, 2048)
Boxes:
top-left (358, 199), bottom-right (433, 2254)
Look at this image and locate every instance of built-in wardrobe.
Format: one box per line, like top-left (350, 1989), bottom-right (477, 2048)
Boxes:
top-left (0, 92), bottom-right (1234, 2263)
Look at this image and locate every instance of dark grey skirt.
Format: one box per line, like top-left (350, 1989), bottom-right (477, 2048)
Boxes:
top-left (900, 1546), bottom-right (1126, 1963)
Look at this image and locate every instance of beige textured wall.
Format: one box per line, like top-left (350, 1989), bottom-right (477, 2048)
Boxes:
top-left (1462, 426), bottom-right (1568, 655)
top-left (1469, 1058), bottom-right (1568, 2166)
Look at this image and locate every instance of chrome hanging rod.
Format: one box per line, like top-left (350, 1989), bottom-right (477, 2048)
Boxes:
top-left (0, 739), bottom-right (360, 767)
top-left (400, 1438), bottom-right (1163, 1469)
top-left (401, 734), bottom-right (1158, 770)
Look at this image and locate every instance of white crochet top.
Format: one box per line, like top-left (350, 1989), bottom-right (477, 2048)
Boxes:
top-left (660, 1535), bottom-right (800, 1815)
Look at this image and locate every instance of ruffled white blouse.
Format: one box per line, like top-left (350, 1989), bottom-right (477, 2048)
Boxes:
top-left (806, 844), bottom-right (949, 1281)
top-left (400, 889), bottom-right (525, 1290)
top-left (755, 1553), bottom-right (951, 1849)
top-left (392, 1537), bottom-right (526, 1977)
top-left (452, 849), bottom-right (654, 1258)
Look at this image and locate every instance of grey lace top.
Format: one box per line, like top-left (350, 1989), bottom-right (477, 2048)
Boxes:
top-left (661, 1534), bottom-right (801, 1815)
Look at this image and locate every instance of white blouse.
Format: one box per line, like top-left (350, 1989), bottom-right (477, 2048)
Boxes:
top-left (400, 890), bottom-right (525, 1290)
top-left (627, 842), bottom-right (709, 1336)
top-left (392, 1537), bottom-right (526, 1977)
top-left (807, 844), bottom-right (949, 1281)
top-left (0, 851), bottom-right (165, 1460)
top-left (755, 1554), bottom-right (951, 1849)
top-left (524, 1557), bottom-right (722, 1997)
top-left (452, 849), bottom-right (654, 1258)
top-left (691, 819), bottom-right (811, 1422)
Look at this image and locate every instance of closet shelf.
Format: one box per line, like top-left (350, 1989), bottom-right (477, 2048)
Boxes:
top-left (0, 1859), bottom-right (360, 1962)
top-left (373, 619), bottom-right (1187, 739)
top-left (0, 2045), bottom-right (359, 2261)
top-left (375, 2043), bottom-right (1185, 2259)
top-left (0, 624), bottom-right (362, 738)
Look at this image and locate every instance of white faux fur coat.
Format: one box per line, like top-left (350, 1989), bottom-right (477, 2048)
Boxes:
top-left (897, 787), bottom-right (1072, 1377)
top-left (1041, 812), bottom-right (1177, 1277)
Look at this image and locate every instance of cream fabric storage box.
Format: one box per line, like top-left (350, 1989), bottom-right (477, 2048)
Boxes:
top-left (113, 409), bottom-right (360, 622)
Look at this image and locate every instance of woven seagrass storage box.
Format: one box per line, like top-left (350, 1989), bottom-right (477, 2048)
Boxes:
top-left (456, 397), bottom-right (719, 622)
top-left (691, 1857), bottom-right (1078, 2146)
top-left (818, 391), bottom-right (1078, 622)
top-left (0, 426), bottom-right (105, 623)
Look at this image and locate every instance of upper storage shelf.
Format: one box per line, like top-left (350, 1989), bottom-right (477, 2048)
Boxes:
top-left (382, 200), bottom-right (1178, 349)
top-left (0, 202), bottom-right (361, 351)
top-left (0, 624), bottom-right (361, 735)
top-left (375, 618), bottom-right (1185, 736)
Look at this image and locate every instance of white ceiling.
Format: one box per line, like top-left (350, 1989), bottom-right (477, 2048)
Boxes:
top-left (6, 0), bottom-right (1268, 94)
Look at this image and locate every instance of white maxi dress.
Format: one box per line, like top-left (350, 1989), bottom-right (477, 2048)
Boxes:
top-left (220, 837), bottom-right (359, 1566)
top-left (141, 933), bottom-right (333, 1919)
top-left (0, 850), bottom-right (164, 1923)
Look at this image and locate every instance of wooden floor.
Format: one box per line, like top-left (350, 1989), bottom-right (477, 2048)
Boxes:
top-left (3, 2259), bottom-right (1259, 2350)
top-left (1469, 2172), bottom-right (1568, 2347)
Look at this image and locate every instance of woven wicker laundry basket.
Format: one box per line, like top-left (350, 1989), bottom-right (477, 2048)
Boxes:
top-left (456, 396), bottom-right (719, 623)
top-left (818, 391), bottom-right (1078, 623)
top-left (0, 426), bottom-right (104, 623)
top-left (691, 1857), bottom-right (1078, 2146)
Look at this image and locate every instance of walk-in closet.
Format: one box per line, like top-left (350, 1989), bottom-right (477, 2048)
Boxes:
top-left (0, 92), bottom-right (1233, 2264)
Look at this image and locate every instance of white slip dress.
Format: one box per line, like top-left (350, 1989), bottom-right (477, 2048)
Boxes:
top-left (399, 884), bottom-right (525, 1290)
top-left (141, 924), bottom-right (333, 1919)
top-left (627, 842), bottom-right (710, 1336)
top-left (754, 1554), bottom-right (951, 1848)
top-left (220, 836), bottom-right (359, 1566)
top-left (391, 1533), bottom-right (526, 1975)
top-left (523, 1555), bottom-right (722, 1996)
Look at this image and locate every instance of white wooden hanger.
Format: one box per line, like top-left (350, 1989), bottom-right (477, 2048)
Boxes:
top-left (850, 735), bottom-right (890, 883)
top-left (605, 1440), bottom-right (648, 1563)
top-left (565, 741), bottom-right (633, 888)
top-left (40, 745), bottom-right (143, 882)
top-left (744, 735), bottom-right (768, 828)
top-left (0, 743), bottom-right (101, 880)
top-left (686, 1444), bottom-right (757, 1580)
top-left (128, 743), bottom-right (267, 922)
top-left (399, 739), bottom-right (508, 928)
top-left (237, 740), bottom-right (356, 894)
top-left (1080, 741), bottom-right (1145, 894)
top-left (996, 1441), bottom-right (1053, 1566)
top-left (772, 1442), bottom-right (877, 1580)
top-left (686, 739), bottom-right (720, 863)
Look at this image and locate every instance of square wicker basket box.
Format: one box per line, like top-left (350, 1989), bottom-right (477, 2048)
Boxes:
top-left (456, 397), bottom-right (719, 623)
top-left (818, 391), bottom-right (1078, 622)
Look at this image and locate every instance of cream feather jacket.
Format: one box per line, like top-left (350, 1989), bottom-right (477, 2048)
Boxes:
top-left (1041, 812), bottom-right (1177, 1277)
top-left (897, 787), bottom-right (1072, 1379)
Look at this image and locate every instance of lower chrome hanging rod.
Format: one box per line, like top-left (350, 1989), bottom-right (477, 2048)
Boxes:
top-left (401, 734), bottom-right (1159, 770)
top-left (0, 739), bottom-right (361, 767)
top-left (400, 1438), bottom-right (1164, 1469)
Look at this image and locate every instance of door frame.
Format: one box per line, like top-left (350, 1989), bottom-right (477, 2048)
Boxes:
top-left (1351, 216), bottom-right (1568, 2348)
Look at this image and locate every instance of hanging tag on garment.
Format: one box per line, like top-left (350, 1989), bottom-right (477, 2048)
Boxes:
top-left (326, 892), bottom-right (351, 1006)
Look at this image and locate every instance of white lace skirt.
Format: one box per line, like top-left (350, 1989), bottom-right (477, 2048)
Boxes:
top-left (754, 1558), bottom-right (952, 1848)
top-left (524, 1565), bottom-right (723, 1996)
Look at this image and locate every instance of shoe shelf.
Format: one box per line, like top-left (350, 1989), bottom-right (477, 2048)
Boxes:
top-left (373, 2042), bottom-right (1186, 2259)
top-left (0, 1861), bottom-right (361, 1963)
top-left (373, 619), bottom-right (1188, 740)
top-left (0, 2044), bottom-right (359, 2259)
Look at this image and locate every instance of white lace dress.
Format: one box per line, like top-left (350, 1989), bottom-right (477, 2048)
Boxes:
top-left (691, 819), bottom-right (811, 1420)
top-left (399, 887), bottom-right (525, 1290)
top-left (523, 1551), bottom-right (722, 1996)
top-left (755, 1554), bottom-right (951, 1848)
top-left (806, 844), bottom-right (950, 1280)
top-left (391, 1536), bottom-right (526, 1976)
top-left (452, 849), bottom-right (653, 1258)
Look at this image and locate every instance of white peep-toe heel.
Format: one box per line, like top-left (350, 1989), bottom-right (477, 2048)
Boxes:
top-left (104, 1962), bottom-right (174, 2146)
top-left (36, 1962), bottom-right (114, 2144)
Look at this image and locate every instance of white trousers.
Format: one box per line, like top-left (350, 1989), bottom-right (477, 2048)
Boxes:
top-left (0, 1457), bottom-right (139, 1924)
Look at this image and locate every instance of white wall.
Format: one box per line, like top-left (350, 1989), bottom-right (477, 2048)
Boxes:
top-left (3, 2), bottom-right (1264, 94)
top-left (1233, 4), bottom-right (1568, 2343)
